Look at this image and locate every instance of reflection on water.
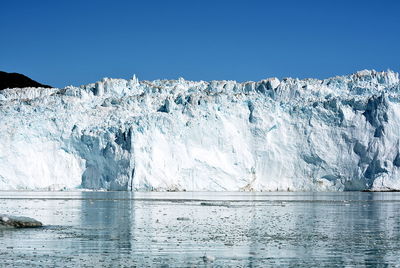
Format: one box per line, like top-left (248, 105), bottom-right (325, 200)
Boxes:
top-left (1, 192), bottom-right (400, 267)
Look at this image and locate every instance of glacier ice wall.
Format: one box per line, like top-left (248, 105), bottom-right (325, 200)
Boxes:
top-left (1, 70), bottom-right (400, 191)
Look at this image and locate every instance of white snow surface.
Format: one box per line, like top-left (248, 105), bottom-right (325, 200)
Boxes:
top-left (1, 70), bottom-right (400, 191)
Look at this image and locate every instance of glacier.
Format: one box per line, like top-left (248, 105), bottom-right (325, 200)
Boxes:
top-left (1, 70), bottom-right (400, 191)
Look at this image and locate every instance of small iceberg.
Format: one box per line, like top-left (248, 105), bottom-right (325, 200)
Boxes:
top-left (0, 214), bottom-right (42, 228)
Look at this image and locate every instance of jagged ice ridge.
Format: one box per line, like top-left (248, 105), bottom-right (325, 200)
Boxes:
top-left (1, 70), bottom-right (400, 191)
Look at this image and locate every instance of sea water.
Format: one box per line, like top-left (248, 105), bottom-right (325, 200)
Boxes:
top-left (1, 191), bottom-right (400, 267)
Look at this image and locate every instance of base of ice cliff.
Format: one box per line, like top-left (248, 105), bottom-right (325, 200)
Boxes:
top-left (1, 70), bottom-right (400, 191)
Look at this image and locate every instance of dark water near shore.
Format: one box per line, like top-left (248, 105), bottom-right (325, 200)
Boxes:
top-left (1, 192), bottom-right (400, 267)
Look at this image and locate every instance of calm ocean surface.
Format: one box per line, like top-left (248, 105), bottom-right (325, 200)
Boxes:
top-left (1, 191), bottom-right (400, 267)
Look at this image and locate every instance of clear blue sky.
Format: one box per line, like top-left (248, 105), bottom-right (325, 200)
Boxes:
top-left (1, 0), bottom-right (399, 88)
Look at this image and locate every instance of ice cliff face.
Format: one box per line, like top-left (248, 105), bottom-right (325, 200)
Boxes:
top-left (1, 70), bottom-right (400, 191)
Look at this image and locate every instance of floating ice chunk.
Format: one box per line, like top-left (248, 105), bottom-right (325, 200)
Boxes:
top-left (0, 214), bottom-right (42, 228)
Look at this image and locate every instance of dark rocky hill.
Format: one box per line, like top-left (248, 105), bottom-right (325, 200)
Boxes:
top-left (0, 71), bottom-right (52, 90)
